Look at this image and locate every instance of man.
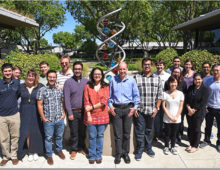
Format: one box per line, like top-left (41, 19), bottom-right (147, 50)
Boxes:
top-left (134, 57), bottom-right (163, 160)
top-left (108, 62), bottom-right (140, 164)
top-left (56, 56), bottom-right (74, 146)
top-left (153, 59), bottom-right (170, 141)
top-left (57, 56), bottom-right (73, 89)
top-left (166, 56), bottom-right (183, 74)
top-left (0, 63), bottom-right (20, 166)
top-left (12, 66), bottom-right (22, 80)
top-left (63, 61), bottom-right (88, 160)
top-left (39, 61), bottom-right (50, 86)
top-left (37, 70), bottom-right (66, 165)
top-left (200, 64), bottom-right (220, 152)
top-left (201, 62), bottom-right (215, 139)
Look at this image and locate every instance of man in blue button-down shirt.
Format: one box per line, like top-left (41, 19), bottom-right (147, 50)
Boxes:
top-left (108, 62), bottom-right (140, 164)
top-left (0, 63), bottom-right (20, 166)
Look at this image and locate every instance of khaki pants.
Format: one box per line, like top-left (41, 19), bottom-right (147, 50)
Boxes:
top-left (0, 112), bottom-right (20, 160)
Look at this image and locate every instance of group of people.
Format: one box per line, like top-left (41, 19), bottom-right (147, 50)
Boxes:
top-left (0, 55), bottom-right (219, 166)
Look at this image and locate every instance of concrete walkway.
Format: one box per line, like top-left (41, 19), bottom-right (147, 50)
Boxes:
top-left (1, 118), bottom-right (220, 168)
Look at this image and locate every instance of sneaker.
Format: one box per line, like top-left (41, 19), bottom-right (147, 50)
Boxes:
top-left (79, 149), bottom-right (87, 155)
top-left (199, 141), bottom-right (210, 148)
top-left (210, 133), bottom-right (214, 139)
top-left (135, 153), bottom-right (142, 161)
top-left (33, 153), bottom-right (38, 161)
top-left (28, 154), bottom-right (34, 162)
top-left (163, 147), bottom-right (170, 155)
top-left (170, 147), bottom-right (178, 155)
top-left (146, 148), bottom-right (155, 157)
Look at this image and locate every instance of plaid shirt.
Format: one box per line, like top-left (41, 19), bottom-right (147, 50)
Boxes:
top-left (134, 72), bottom-right (163, 115)
top-left (36, 85), bottom-right (64, 122)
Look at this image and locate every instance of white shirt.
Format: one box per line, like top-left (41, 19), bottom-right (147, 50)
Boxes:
top-left (56, 69), bottom-right (73, 89)
top-left (154, 71), bottom-right (170, 90)
top-left (162, 90), bottom-right (184, 124)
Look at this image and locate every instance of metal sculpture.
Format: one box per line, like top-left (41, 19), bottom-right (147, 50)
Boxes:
top-left (96, 8), bottom-right (126, 80)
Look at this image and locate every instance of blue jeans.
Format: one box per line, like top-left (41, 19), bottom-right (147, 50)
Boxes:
top-left (43, 119), bottom-right (65, 157)
top-left (154, 107), bottom-right (164, 137)
top-left (133, 111), bottom-right (154, 154)
top-left (87, 124), bottom-right (107, 160)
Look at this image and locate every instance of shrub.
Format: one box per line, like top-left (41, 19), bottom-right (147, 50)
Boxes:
top-left (155, 48), bottom-right (178, 69)
top-left (1, 50), bottom-right (61, 79)
top-left (82, 62), bottom-right (90, 77)
top-left (180, 49), bottom-right (220, 73)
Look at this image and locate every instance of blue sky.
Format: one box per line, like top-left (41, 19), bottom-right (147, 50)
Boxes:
top-left (43, 1), bottom-right (77, 46)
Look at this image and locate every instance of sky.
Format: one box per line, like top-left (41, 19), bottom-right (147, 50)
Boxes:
top-left (43, 1), bottom-right (77, 46)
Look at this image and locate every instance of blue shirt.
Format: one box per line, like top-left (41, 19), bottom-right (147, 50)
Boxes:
top-left (206, 77), bottom-right (220, 109)
top-left (0, 78), bottom-right (20, 116)
top-left (108, 75), bottom-right (140, 110)
top-left (203, 75), bottom-right (213, 88)
top-left (36, 85), bottom-right (64, 122)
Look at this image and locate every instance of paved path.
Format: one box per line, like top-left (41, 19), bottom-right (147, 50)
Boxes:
top-left (1, 118), bottom-right (220, 168)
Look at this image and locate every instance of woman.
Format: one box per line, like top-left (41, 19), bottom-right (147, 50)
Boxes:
top-left (84, 67), bottom-right (109, 164)
top-left (182, 59), bottom-right (197, 89)
top-left (162, 76), bottom-right (184, 155)
top-left (18, 69), bottom-right (44, 161)
top-left (185, 73), bottom-right (209, 153)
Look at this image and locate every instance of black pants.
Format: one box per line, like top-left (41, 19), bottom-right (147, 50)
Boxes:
top-left (204, 107), bottom-right (220, 146)
top-left (112, 105), bottom-right (133, 156)
top-left (186, 114), bottom-right (203, 148)
top-left (68, 112), bottom-right (86, 152)
top-left (164, 123), bottom-right (180, 148)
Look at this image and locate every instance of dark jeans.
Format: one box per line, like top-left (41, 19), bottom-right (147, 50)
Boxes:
top-left (164, 123), bottom-right (180, 148)
top-left (133, 112), bottom-right (154, 154)
top-left (68, 112), bottom-right (86, 152)
top-left (112, 105), bottom-right (133, 156)
top-left (204, 107), bottom-right (220, 146)
top-left (186, 114), bottom-right (203, 148)
top-left (154, 106), bottom-right (164, 137)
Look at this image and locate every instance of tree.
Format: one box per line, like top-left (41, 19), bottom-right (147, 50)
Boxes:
top-left (0, 1), bottom-right (66, 54)
top-left (53, 24), bottom-right (96, 56)
top-left (66, 0), bottom-right (152, 61)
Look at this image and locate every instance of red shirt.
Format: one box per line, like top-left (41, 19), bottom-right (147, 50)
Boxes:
top-left (84, 84), bottom-right (110, 125)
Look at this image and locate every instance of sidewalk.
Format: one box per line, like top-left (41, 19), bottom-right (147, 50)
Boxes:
top-left (1, 118), bottom-right (220, 168)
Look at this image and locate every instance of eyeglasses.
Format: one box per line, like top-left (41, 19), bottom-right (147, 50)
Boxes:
top-left (94, 73), bottom-right (102, 76)
top-left (48, 76), bottom-right (56, 79)
top-left (73, 68), bottom-right (82, 71)
top-left (143, 64), bottom-right (151, 66)
top-left (61, 62), bottom-right (69, 65)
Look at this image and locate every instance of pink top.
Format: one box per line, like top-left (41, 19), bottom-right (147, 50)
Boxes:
top-left (84, 84), bottom-right (110, 125)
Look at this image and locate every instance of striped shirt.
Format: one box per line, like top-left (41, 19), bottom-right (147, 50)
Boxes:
top-left (36, 85), bottom-right (64, 122)
top-left (57, 69), bottom-right (73, 89)
top-left (134, 72), bottom-right (163, 115)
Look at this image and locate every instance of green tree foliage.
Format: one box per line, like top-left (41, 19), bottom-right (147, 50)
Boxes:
top-left (155, 48), bottom-right (178, 69)
top-left (180, 49), bottom-right (220, 73)
top-left (65, 0), bottom-right (152, 55)
top-left (0, 1), bottom-right (66, 54)
top-left (53, 32), bottom-right (76, 50)
top-left (0, 50), bottom-right (61, 79)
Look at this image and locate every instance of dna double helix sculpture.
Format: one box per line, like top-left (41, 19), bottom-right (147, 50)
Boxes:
top-left (96, 8), bottom-right (126, 81)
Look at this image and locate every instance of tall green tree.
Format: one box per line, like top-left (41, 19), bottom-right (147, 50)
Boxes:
top-left (66, 0), bottom-right (152, 60)
top-left (0, 0), bottom-right (66, 54)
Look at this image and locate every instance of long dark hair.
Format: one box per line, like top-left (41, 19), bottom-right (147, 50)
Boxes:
top-left (182, 59), bottom-right (195, 76)
top-left (88, 67), bottom-right (108, 89)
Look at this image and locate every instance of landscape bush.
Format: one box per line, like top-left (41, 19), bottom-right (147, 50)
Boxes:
top-left (0, 50), bottom-right (61, 79)
top-left (180, 49), bottom-right (220, 73)
top-left (155, 48), bottom-right (178, 69)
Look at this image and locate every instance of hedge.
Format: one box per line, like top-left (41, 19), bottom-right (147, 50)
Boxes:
top-left (0, 50), bottom-right (61, 79)
top-left (180, 49), bottom-right (220, 73)
top-left (155, 48), bottom-right (178, 69)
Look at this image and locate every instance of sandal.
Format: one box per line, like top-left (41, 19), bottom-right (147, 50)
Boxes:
top-left (189, 147), bottom-right (198, 153)
top-left (185, 146), bottom-right (192, 151)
